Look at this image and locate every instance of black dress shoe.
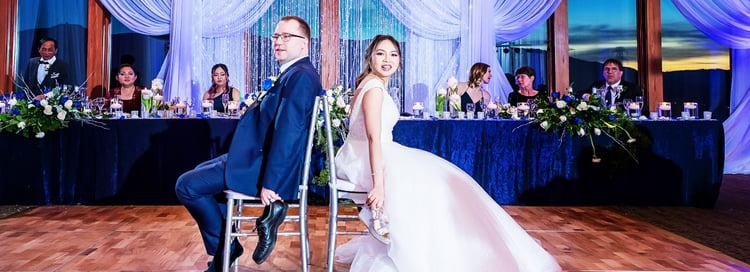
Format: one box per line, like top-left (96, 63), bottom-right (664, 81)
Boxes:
top-left (252, 200), bottom-right (288, 264)
top-left (206, 238), bottom-right (244, 272)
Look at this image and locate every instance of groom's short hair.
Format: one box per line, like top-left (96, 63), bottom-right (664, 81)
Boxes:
top-left (281, 16), bottom-right (311, 40)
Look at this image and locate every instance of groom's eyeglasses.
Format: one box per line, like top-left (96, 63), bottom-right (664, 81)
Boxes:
top-left (271, 33), bottom-right (306, 42)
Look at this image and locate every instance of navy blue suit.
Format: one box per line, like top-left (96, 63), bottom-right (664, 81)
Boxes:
top-left (175, 57), bottom-right (321, 255)
top-left (24, 57), bottom-right (70, 96)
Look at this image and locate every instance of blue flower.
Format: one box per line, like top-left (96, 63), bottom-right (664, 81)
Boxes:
top-left (575, 117), bottom-right (583, 124)
top-left (61, 97), bottom-right (69, 104)
top-left (34, 100), bottom-right (41, 106)
top-left (16, 92), bottom-right (25, 100)
top-left (609, 114), bottom-right (615, 121)
top-left (12, 109), bottom-right (20, 115)
top-left (320, 89), bottom-right (327, 96)
top-left (262, 76), bottom-right (277, 91)
top-left (73, 101), bottom-right (81, 107)
top-left (551, 91), bottom-right (559, 99)
top-left (563, 95), bottom-right (572, 102)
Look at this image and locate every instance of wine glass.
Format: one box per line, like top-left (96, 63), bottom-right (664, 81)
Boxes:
top-left (221, 93), bottom-right (230, 115)
top-left (92, 97), bottom-right (106, 116)
top-left (635, 96), bottom-right (644, 111)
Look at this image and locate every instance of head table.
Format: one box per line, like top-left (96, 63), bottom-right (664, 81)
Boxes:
top-left (0, 118), bottom-right (723, 208)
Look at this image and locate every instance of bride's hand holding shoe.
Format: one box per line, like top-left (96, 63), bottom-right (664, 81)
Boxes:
top-left (366, 185), bottom-right (385, 209)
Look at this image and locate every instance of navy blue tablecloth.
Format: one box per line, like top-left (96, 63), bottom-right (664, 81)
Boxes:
top-left (0, 119), bottom-right (724, 207)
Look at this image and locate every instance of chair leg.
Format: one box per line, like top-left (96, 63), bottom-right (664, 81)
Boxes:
top-left (222, 198), bottom-right (236, 272)
top-left (326, 191), bottom-right (339, 272)
top-left (299, 190), bottom-right (310, 272)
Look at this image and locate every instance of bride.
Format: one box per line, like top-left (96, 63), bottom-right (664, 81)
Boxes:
top-left (334, 35), bottom-right (561, 272)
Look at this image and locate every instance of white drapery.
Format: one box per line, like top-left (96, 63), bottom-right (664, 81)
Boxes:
top-left (99, 0), bottom-right (274, 103)
top-left (672, 0), bottom-right (750, 173)
top-left (382, 0), bottom-right (560, 112)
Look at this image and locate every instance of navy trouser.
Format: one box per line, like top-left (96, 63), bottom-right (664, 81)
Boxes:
top-left (175, 154), bottom-right (228, 255)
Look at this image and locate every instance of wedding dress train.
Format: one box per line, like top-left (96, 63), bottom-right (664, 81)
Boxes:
top-left (334, 79), bottom-right (561, 272)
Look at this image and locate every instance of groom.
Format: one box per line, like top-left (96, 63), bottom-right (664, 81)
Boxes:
top-left (175, 16), bottom-right (321, 271)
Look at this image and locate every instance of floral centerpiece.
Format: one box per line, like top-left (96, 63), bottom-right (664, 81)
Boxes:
top-left (533, 91), bottom-right (638, 163)
top-left (447, 77), bottom-right (461, 112)
top-left (435, 88), bottom-right (446, 115)
top-left (140, 78), bottom-right (165, 116)
top-left (0, 85), bottom-right (99, 138)
top-left (313, 84), bottom-right (350, 186)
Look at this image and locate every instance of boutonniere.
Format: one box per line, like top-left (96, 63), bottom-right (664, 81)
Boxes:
top-left (262, 76), bottom-right (278, 91)
top-left (50, 72), bottom-right (60, 79)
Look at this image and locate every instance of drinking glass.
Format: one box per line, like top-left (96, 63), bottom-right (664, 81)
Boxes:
top-left (466, 103), bottom-right (475, 119)
top-left (683, 102), bottom-right (698, 120)
top-left (202, 100), bottom-right (213, 115)
top-left (658, 102), bottom-right (671, 120)
top-left (173, 97), bottom-right (186, 116)
top-left (412, 102), bottom-right (424, 119)
top-left (526, 98), bottom-right (537, 119)
top-left (227, 101), bottom-right (239, 117)
top-left (635, 96), bottom-right (644, 111)
top-left (623, 99), bottom-right (633, 117)
top-left (221, 93), bottom-right (230, 115)
top-left (110, 95), bottom-right (123, 117)
top-left (516, 102), bottom-right (529, 118)
top-left (185, 98), bottom-right (193, 117)
top-left (92, 97), bottom-right (106, 116)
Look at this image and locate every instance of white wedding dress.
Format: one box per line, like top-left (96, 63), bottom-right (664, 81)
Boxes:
top-left (333, 79), bottom-right (561, 272)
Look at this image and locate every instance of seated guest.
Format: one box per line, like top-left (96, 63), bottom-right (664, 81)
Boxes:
top-left (107, 64), bottom-right (144, 113)
top-left (455, 62), bottom-right (492, 112)
top-left (23, 37), bottom-right (71, 98)
top-left (202, 63), bottom-right (241, 112)
top-left (507, 66), bottom-right (546, 106)
top-left (577, 58), bottom-right (644, 109)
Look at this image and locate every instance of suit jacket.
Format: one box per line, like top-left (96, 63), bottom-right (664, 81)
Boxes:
top-left (578, 79), bottom-right (643, 103)
top-left (24, 57), bottom-right (70, 96)
top-left (224, 57), bottom-right (321, 199)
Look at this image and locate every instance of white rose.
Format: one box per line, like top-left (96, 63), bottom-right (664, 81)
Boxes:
top-left (35, 132), bottom-right (45, 138)
top-left (28, 104), bottom-right (35, 109)
top-left (576, 101), bottom-right (588, 111)
top-left (578, 128), bottom-right (586, 136)
top-left (540, 121), bottom-right (549, 130)
top-left (141, 89), bottom-right (153, 99)
top-left (536, 109), bottom-right (543, 114)
top-left (327, 96), bottom-right (335, 105)
top-left (153, 94), bottom-right (164, 102)
top-left (8, 98), bottom-right (17, 107)
top-left (559, 115), bottom-right (567, 122)
top-left (332, 119), bottom-right (341, 128)
top-left (44, 105), bottom-right (53, 115)
top-left (447, 77), bottom-right (458, 89)
top-left (64, 100), bottom-right (73, 110)
top-left (57, 111), bottom-right (67, 120)
top-left (556, 100), bottom-right (567, 109)
top-left (44, 91), bottom-right (54, 98)
top-left (487, 103), bottom-right (498, 109)
top-left (336, 97), bottom-right (346, 108)
top-left (609, 106), bottom-right (617, 112)
top-left (17, 121), bottom-right (26, 129)
top-left (40, 100), bottom-right (48, 107)
top-left (437, 88), bottom-right (447, 96)
top-left (151, 78), bottom-right (164, 89)
top-left (344, 104), bottom-right (351, 114)
top-left (316, 119), bottom-right (323, 127)
top-left (594, 128), bottom-right (601, 136)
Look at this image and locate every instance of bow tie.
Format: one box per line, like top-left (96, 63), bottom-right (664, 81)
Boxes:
top-left (39, 60), bottom-right (49, 64)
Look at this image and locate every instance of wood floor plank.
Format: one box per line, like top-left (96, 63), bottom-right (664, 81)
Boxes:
top-left (0, 205), bottom-right (747, 271)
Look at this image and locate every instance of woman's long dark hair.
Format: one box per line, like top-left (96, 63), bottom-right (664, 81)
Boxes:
top-left (354, 35), bottom-right (401, 88)
top-left (468, 63), bottom-right (490, 88)
top-left (207, 63), bottom-right (230, 97)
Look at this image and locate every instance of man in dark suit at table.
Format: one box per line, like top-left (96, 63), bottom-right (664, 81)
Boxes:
top-left (175, 16), bottom-right (321, 271)
top-left (577, 58), bottom-right (644, 110)
top-left (23, 37), bottom-right (70, 98)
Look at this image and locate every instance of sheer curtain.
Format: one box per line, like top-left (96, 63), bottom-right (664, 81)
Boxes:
top-left (672, 0), bottom-right (750, 174)
top-left (99, 0), bottom-right (273, 103)
top-left (382, 0), bottom-right (559, 112)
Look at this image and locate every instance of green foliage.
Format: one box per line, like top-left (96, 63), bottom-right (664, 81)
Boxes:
top-left (0, 86), bottom-right (95, 138)
top-left (312, 84), bottom-right (351, 186)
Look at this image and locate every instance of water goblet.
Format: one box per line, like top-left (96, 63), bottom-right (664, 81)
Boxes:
top-left (92, 97), bottom-right (106, 116)
top-left (221, 93), bottom-right (230, 115)
top-left (623, 99), bottom-right (633, 117)
top-left (526, 98), bottom-right (537, 119)
top-left (227, 101), bottom-right (239, 117)
top-left (465, 103), bottom-right (475, 119)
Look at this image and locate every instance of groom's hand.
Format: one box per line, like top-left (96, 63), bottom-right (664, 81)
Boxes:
top-left (260, 187), bottom-right (282, 206)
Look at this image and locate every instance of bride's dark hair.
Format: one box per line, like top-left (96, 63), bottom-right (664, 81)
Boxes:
top-left (355, 35), bottom-right (401, 88)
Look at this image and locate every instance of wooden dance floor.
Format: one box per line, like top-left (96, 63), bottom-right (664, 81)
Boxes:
top-left (0, 205), bottom-right (748, 271)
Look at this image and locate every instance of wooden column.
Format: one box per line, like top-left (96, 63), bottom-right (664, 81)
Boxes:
top-left (0, 0), bottom-right (17, 95)
top-left (547, 0), bottom-right (569, 94)
top-left (319, 0), bottom-right (339, 89)
top-left (637, 0), bottom-right (663, 112)
top-left (86, 0), bottom-right (110, 97)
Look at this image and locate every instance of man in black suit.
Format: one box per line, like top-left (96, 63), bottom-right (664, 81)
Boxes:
top-left (23, 37), bottom-right (70, 98)
top-left (578, 58), bottom-right (643, 109)
top-left (175, 16), bottom-right (321, 271)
